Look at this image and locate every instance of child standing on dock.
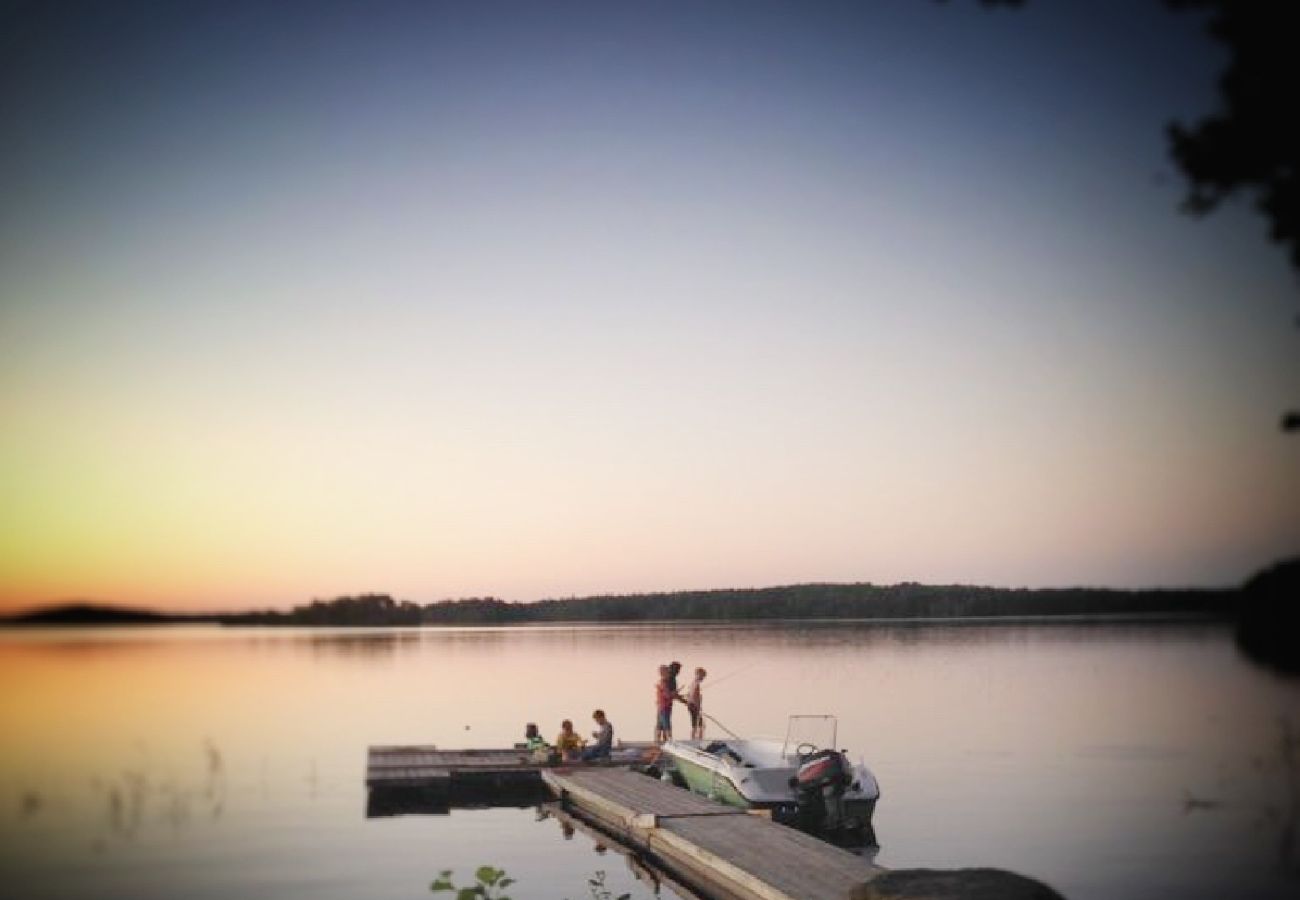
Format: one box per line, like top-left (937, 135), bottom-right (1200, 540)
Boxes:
top-left (655, 666), bottom-right (675, 743)
top-left (686, 667), bottom-right (706, 739)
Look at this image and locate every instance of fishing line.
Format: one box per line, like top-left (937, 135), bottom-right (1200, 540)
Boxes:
top-left (701, 712), bottom-right (741, 739)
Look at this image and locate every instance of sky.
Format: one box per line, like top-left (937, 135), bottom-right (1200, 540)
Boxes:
top-left (1, 0), bottom-right (1297, 613)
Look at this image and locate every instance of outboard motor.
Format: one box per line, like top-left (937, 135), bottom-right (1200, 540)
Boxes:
top-left (792, 749), bottom-right (854, 832)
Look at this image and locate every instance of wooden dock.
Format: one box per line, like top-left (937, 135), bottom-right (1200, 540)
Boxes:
top-left (364, 743), bottom-right (658, 817)
top-left (544, 767), bottom-right (882, 900)
top-left (365, 744), bottom-right (658, 789)
top-left (365, 746), bottom-right (1063, 899)
top-left (366, 746), bottom-right (534, 816)
top-left (367, 746), bottom-right (539, 789)
top-left (365, 746), bottom-right (879, 897)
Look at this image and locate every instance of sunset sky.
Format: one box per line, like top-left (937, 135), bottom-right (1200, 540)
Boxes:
top-left (2, 0), bottom-right (1297, 613)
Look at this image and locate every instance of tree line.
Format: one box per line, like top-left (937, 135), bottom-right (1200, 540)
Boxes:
top-left (216, 582), bottom-right (1233, 627)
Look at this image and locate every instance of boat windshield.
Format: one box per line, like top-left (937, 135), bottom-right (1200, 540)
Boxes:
top-left (781, 715), bottom-right (838, 758)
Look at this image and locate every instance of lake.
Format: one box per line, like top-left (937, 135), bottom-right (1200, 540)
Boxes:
top-left (1, 619), bottom-right (1297, 899)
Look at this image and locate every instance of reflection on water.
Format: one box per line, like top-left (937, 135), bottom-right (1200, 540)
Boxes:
top-left (19, 790), bottom-right (42, 820)
top-left (535, 802), bottom-right (697, 900)
top-left (299, 630), bottom-right (425, 660)
top-left (60, 739), bottom-right (230, 852)
top-left (1, 620), bottom-right (1297, 899)
top-left (1271, 719), bottom-right (1300, 872)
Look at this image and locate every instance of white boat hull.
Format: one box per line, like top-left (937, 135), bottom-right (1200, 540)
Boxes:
top-left (661, 737), bottom-right (880, 834)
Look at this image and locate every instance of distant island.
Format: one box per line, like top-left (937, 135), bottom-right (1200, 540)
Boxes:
top-left (2, 581), bottom-right (1240, 628)
top-left (4, 603), bottom-right (186, 626)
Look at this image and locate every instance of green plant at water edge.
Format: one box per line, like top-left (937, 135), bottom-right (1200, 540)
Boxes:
top-left (430, 866), bottom-right (515, 900)
top-left (428, 866), bottom-right (631, 900)
top-left (584, 870), bottom-right (630, 900)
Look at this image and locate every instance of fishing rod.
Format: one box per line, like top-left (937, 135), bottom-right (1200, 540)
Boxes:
top-left (701, 711), bottom-right (742, 739)
top-left (682, 664), bottom-right (752, 739)
top-left (701, 662), bottom-right (754, 691)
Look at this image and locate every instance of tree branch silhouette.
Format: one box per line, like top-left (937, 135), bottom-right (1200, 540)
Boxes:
top-left (1165, 1), bottom-right (1299, 274)
top-left (946, 0), bottom-right (1298, 431)
top-left (1163, 1), bottom-right (1300, 432)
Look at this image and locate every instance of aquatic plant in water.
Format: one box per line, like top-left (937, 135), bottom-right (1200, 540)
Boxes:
top-left (583, 870), bottom-right (630, 900)
top-left (430, 866), bottom-right (515, 900)
top-left (429, 867), bottom-right (631, 900)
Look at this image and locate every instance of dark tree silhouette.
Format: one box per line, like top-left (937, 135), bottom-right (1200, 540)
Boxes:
top-left (1164, 2), bottom-right (1299, 432)
top-left (949, 0), bottom-right (1299, 430)
top-left (1235, 557), bottom-right (1300, 675)
top-left (1165, 1), bottom-right (1300, 274)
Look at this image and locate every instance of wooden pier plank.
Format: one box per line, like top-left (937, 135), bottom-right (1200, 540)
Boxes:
top-left (365, 746), bottom-right (528, 786)
top-left (544, 768), bottom-right (881, 900)
top-left (544, 767), bottom-right (745, 821)
top-left (660, 814), bottom-right (878, 900)
top-left (366, 766), bottom-right (450, 786)
top-left (368, 753), bottom-right (449, 768)
top-left (364, 744), bottom-right (657, 788)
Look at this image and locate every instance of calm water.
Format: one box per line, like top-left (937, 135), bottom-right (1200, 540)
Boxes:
top-left (1, 620), bottom-right (1297, 900)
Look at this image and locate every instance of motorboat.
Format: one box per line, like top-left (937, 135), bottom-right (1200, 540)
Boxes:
top-left (659, 715), bottom-right (879, 843)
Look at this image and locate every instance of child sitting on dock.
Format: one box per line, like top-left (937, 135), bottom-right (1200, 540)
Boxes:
top-left (555, 719), bottom-right (584, 761)
top-left (581, 709), bottom-right (613, 761)
top-left (523, 722), bottom-right (549, 762)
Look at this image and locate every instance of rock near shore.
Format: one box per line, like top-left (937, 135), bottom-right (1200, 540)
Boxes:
top-left (853, 867), bottom-right (1066, 900)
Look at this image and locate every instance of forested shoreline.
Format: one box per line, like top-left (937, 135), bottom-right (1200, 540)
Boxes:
top-left (5, 582), bottom-right (1236, 627)
top-left (223, 583), bottom-right (1235, 626)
